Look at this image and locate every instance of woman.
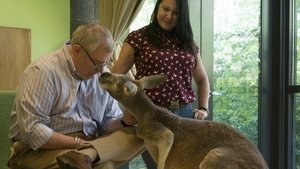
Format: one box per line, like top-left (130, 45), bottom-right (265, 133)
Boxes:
top-left (111, 0), bottom-right (210, 168)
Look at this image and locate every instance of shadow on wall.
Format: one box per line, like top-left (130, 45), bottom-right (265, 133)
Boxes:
top-left (0, 92), bottom-right (16, 168)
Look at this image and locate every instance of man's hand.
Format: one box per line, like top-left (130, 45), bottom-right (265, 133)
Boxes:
top-left (122, 109), bottom-right (137, 126)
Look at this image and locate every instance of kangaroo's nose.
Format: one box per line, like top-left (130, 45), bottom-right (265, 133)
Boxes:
top-left (101, 72), bottom-right (111, 78)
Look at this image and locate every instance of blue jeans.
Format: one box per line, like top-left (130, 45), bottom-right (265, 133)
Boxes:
top-left (173, 104), bottom-right (193, 119)
top-left (142, 104), bottom-right (193, 169)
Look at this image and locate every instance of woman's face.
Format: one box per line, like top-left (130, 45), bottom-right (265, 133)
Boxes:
top-left (157, 0), bottom-right (178, 31)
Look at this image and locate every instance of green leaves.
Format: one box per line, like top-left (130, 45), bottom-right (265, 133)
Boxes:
top-left (213, 0), bottom-right (260, 145)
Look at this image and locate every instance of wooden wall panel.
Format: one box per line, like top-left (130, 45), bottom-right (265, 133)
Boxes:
top-left (0, 26), bottom-right (31, 91)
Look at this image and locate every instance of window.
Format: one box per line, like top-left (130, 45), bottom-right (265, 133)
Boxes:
top-left (125, 0), bottom-right (262, 168)
top-left (129, 0), bottom-right (155, 32)
top-left (119, 0), bottom-right (300, 168)
top-left (296, 95), bottom-right (300, 168)
top-left (212, 0), bottom-right (261, 145)
top-left (294, 0), bottom-right (300, 167)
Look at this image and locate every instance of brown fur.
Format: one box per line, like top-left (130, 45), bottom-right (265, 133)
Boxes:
top-left (99, 72), bottom-right (269, 169)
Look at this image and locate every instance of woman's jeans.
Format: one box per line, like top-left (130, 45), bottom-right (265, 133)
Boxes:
top-left (173, 104), bottom-right (193, 118)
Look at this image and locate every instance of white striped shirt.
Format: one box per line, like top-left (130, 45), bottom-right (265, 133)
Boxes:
top-left (9, 45), bottom-right (122, 150)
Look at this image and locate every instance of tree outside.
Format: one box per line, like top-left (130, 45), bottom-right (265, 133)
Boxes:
top-left (212, 0), bottom-right (260, 145)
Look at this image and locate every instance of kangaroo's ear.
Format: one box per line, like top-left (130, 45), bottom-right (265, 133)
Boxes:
top-left (124, 81), bottom-right (138, 95)
top-left (139, 74), bottom-right (168, 89)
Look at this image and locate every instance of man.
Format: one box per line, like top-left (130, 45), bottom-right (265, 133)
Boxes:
top-left (7, 23), bottom-right (144, 169)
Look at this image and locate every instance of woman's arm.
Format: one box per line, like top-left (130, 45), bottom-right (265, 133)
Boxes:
top-left (111, 42), bottom-right (135, 74)
top-left (192, 53), bottom-right (211, 119)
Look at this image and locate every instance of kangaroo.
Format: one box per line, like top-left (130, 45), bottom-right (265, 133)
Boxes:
top-left (99, 72), bottom-right (269, 169)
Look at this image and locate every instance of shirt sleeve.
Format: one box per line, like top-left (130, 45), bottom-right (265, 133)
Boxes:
top-left (97, 68), bottom-right (123, 134)
top-left (15, 66), bottom-right (56, 150)
top-left (99, 94), bottom-right (123, 134)
top-left (124, 28), bottom-right (146, 54)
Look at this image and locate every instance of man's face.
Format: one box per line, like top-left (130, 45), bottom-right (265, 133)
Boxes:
top-left (76, 40), bottom-right (113, 79)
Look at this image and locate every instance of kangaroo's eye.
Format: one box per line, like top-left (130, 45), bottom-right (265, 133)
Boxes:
top-left (113, 82), bottom-right (118, 89)
top-left (114, 80), bottom-right (123, 90)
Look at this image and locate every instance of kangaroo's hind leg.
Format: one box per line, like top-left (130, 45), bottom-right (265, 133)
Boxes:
top-left (199, 147), bottom-right (241, 169)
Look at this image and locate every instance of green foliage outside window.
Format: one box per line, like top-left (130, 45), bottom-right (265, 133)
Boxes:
top-left (212, 0), bottom-right (260, 145)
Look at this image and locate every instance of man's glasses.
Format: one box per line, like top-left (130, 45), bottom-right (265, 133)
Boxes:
top-left (81, 46), bottom-right (111, 69)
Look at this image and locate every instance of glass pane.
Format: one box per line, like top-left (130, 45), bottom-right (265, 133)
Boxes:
top-left (296, 0), bottom-right (300, 84)
top-left (129, 0), bottom-right (156, 32)
top-left (213, 0), bottom-right (261, 145)
top-left (296, 94), bottom-right (300, 168)
top-left (296, 1), bottom-right (300, 168)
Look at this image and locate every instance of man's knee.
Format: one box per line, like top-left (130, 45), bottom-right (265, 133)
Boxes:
top-left (7, 142), bottom-right (33, 169)
top-left (119, 127), bottom-right (144, 146)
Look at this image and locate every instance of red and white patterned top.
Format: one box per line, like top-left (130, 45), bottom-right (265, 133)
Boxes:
top-left (125, 26), bottom-right (199, 105)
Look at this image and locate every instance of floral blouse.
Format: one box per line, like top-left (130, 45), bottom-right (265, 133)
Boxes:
top-left (125, 26), bottom-right (199, 105)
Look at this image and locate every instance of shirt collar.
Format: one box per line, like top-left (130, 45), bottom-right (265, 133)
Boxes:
top-left (62, 44), bottom-right (82, 80)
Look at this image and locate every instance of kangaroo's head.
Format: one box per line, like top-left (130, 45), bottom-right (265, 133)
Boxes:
top-left (99, 72), bottom-right (168, 102)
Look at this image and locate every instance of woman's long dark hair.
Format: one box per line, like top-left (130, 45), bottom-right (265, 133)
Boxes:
top-left (147, 0), bottom-right (196, 56)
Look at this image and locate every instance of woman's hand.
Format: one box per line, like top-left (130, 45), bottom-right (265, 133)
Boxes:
top-left (193, 109), bottom-right (208, 120)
